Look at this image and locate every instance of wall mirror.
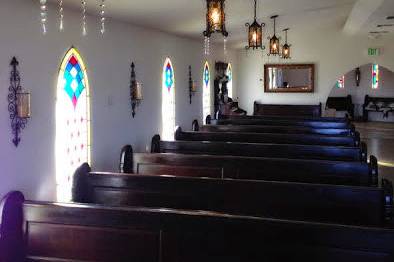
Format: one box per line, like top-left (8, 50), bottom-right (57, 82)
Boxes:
top-left (264, 64), bottom-right (315, 93)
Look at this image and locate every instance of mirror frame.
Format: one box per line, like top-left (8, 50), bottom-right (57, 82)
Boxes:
top-left (264, 64), bottom-right (315, 93)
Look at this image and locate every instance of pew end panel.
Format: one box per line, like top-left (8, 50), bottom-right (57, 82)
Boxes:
top-left (120, 145), bottom-right (134, 173)
top-left (151, 135), bottom-right (161, 153)
top-left (355, 131), bottom-right (361, 147)
top-left (206, 115), bottom-right (212, 125)
top-left (0, 191), bottom-right (25, 262)
top-left (383, 179), bottom-right (394, 225)
top-left (361, 142), bottom-right (368, 162)
top-left (370, 155), bottom-right (379, 186)
top-left (174, 126), bottom-right (183, 141)
top-left (72, 163), bottom-right (92, 203)
top-left (192, 120), bottom-right (199, 131)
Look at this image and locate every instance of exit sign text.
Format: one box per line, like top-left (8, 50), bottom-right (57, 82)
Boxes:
top-left (368, 48), bottom-right (380, 56)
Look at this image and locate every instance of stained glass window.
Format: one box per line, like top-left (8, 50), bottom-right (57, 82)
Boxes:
top-left (336, 75), bottom-right (345, 89)
top-left (162, 58), bottom-right (176, 141)
top-left (227, 63), bottom-right (233, 98)
top-left (56, 47), bottom-right (90, 202)
top-left (203, 61), bottom-right (211, 122)
top-left (372, 64), bottom-right (379, 89)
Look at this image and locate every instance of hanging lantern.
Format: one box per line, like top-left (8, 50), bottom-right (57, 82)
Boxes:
top-left (281, 28), bottom-right (291, 59)
top-left (245, 0), bottom-right (265, 50)
top-left (203, 0), bottom-right (228, 38)
top-left (268, 15), bottom-right (280, 56)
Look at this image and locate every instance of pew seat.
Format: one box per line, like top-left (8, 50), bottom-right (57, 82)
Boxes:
top-left (2, 191), bottom-right (394, 261)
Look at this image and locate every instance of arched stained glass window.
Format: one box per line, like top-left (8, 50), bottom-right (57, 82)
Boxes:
top-left (372, 64), bottom-right (379, 89)
top-left (162, 58), bottom-right (176, 141)
top-left (56, 47), bottom-right (90, 202)
top-left (203, 61), bottom-right (211, 122)
top-left (227, 63), bottom-right (233, 98)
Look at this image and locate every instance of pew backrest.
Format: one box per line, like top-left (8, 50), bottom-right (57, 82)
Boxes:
top-left (153, 137), bottom-right (368, 162)
top-left (210, 118), bottom-right (352, 129)
top-left (253, 102), bottom-right (322, 117)
top-left (176, 127), bottom-right (360, 147)
top-left (126, 152), bottom-right (378, 186)
top-left (199, 124), bottom-right (355, 136)
top-left (2, 193), bottom-right (394, 261)
top-left (75, 172), bottom-right (393, 227)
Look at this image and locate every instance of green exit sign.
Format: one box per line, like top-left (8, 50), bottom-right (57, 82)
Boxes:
top-left (368, 48), bottom-right (380, 56)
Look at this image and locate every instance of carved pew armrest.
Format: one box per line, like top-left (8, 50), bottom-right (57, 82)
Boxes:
top-left (369, 155), bottom-right (379, 186)
top-left (151, 135), bottom-right (161, 153)
top-left (382, 179), bottom-right (393, 225)
top-left (360, 142), bottom-right (368, 162)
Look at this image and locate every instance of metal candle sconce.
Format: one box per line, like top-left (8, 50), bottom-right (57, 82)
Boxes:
top-left (189, 66), bottom-right (196, 104)
top-left (8, 57), bottom-right (30, 147)
top-left (130, 62), bottom-right (143, 118)
top-left (355, 67), bottom-right (361, 87)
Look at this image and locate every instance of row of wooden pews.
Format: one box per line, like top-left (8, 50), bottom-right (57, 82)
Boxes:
top-left (1, 108), bottom-right (393, 261)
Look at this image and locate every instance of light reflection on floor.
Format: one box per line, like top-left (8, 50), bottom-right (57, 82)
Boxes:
top-left (355, 122), bottom-right (394, 184)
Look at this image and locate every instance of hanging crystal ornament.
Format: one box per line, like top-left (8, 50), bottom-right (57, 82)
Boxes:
top-left (40, 0), bottom-right (47, 35)
top-left (82, 0), bottom-right (87, 36)
top-left (204, 36), bottom-right (211, 56)
top-left (223, 36), bottom-right (227, 56)
top-left (59, 0), bottom-right (64, 31)
top-left (99, 0), bottom-right (105, 34)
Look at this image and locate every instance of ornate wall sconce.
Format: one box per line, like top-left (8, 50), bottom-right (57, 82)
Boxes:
top-left (130, 62), bottom-right (143, 118)
top-left (8, 57), bottom-right (30, 147)
top-left (189, 66), bottom-right (196, 104)
top-left (355, 67), bottom-right (361, 87)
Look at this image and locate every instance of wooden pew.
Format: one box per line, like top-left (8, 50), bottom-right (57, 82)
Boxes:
top-left (121, 149), bottom-right (378, 186)
top-left (176, 127), bottom-right (361, 147)
top-left (208, 117), bottom-right (353, 129)
top-left (253, 102), bottom-right (322, 117)
top-left (217, 114), bottom-right (349, 123)
top-left (2, 191), bottom-right (394, 261)
top-left (152, 135), bottom-right (368, 162)
top-left (73, 170), bottom-right (394, 227)
top-left (196, 124), bottom-right (356, 136)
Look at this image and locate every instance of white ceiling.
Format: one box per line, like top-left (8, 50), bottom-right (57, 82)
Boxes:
top-left (47, 0), bottom-right (394, 48)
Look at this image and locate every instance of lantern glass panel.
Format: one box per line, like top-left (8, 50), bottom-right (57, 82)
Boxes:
top-left (249, 22), bottom-right (263, 48)
top-left (208, 1), bottom-right (224, 32)
top-left (282, 44), bottom-right (291, 59)
top-left (270, 36), bottom-right (280, 55)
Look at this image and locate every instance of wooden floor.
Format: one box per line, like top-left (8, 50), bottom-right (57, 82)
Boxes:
top-left (355, 121), bottom-right (394, 184)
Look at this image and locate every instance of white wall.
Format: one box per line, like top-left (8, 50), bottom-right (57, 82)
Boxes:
top-left (0, 0), bottom-right (237, 201)
top-left (236, 26), bottom-right (394, 114)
